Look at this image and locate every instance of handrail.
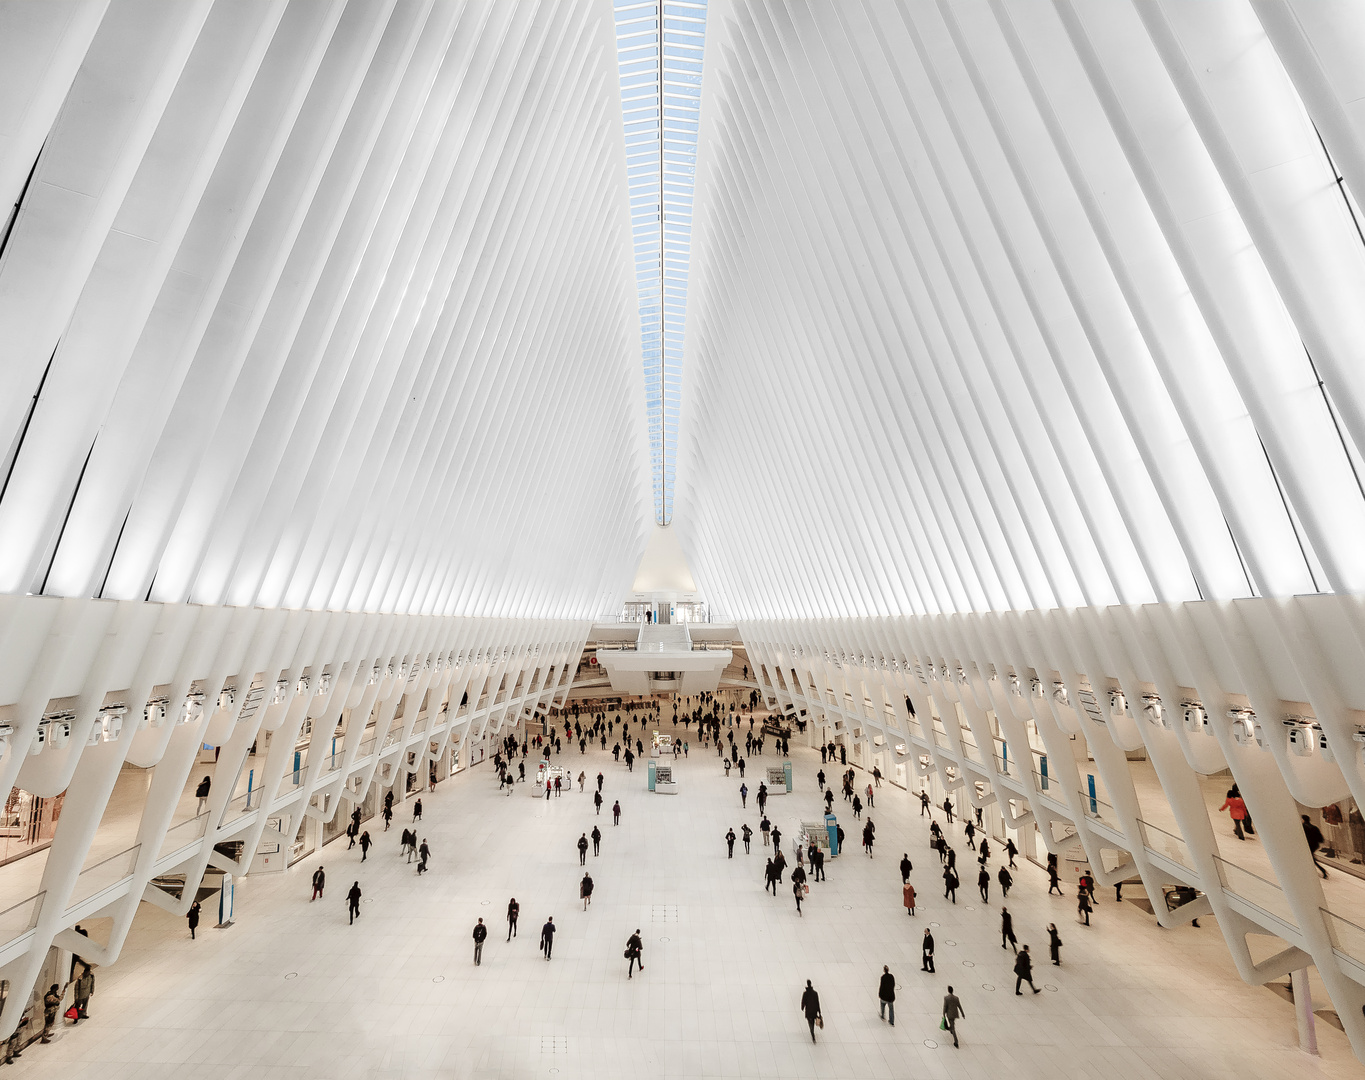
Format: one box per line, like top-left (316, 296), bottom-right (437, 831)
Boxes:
top-left (157, 813), bottom-right (210, 863)
top-left (1136, 818), bottom-right (1196, 872)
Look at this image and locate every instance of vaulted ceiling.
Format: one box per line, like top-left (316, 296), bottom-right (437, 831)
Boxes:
top-left (4, 0), bottom-right (1365, 628)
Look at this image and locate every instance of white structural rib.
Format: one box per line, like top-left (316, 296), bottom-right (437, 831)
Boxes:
top-left (675, 0), bottom-right (1365, 1059)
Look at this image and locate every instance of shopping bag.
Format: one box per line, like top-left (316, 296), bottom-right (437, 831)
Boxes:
top-left (816, 1016), bottom-right (823, 1029)
top-left (939, 1016), bottom-right (947, 1030)
top-left (65, 1005), bottom-right (79, 1020)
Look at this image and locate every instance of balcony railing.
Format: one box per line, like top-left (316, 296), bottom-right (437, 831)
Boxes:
top-left (1213, 856), bottom-right (1298, 928)
top-left (67, 844), bottom-right (141, 910)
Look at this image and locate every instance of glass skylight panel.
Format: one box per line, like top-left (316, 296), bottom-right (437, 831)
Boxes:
top-left (617, 0), bottom-right (706, 525)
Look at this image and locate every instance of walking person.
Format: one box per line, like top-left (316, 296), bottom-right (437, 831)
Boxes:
top-left (903, 880), bottom-right (917, 916)
top-left (943, 797), bottom-right (954, 823)
top-left (1048, 861), bottom-right (1064, 895)
top-left (771, 825), bottom-right (782, 853)
top-left (793, 877), bottom-right (805, 915)
top-left (739, 782), bottom-right (748, 808)
top-left (540, 916), bottom-right (556, 960)
top-left (594, 790), bottom-right (603, 815)
top-left (998, 865), bottom-right (1012, 898)
top-left (187, 900), bottom-right (201, 940)
top-left (742, 823), bottom-right (753, 853)
top-left (359, 830), bottom-right (372, 861)
top-left (347, 881), bottom-right (362, 924)
top-left (591, 825), bottom-right (602, 856)
top-left (311, 865), bottom-right (325, 901)
top-left (920, 790), bottom-right (931, 816)
top-left (626, 929), bottom-right (644, 977)
top-left (878, 965), bottom-right (896, 1025)
top-left (812, 846), bottom-right (825, 882)
top-left (726, 828), bottom-right (736, 857)
top-left (1303, 814), bottom-right (1330, 878)
top-left (612, 800), bottom-right (621, 825)
top-left (1220, 789), bottom-right (1249, 839)
top-left (800, 981), bottom-right (822, 1043)
top-left (195, 775), bottom-right (212, 814)
top-left (507, 897), bottom-right (519, 940)
top-left (760, 817), bottom-right (771, 847)
top-left (900, 853), bottom-right (913, 884)
top-left (942, 986), bottom-right (964, 1048)
top-left (1006, 837), bottom-right (1018, 868)
top-left (1048, 923), bottom-right (1062, 965)
top-left (472, 918), bottom-right (487, 965)
top-left (1014, 944), bottom-right (1042, 994)
top-left (1001, 907), bottom-right (1017, 952)
top-left (578, 833), bottom-right (589, 865)
top-left (852, 794), bottom-right (862, 820)
top-left (1078, 889), bottom-right (1092, 925)
top-left (765, 859), bottom-right (778, 895)
top-left (943, 865), bottom-right (958, 903)
top-left (921, 928), bottom-right (936, 972)
top-left (580, 872), bottom-right (594, 910)
top-left (417, 839), bottom-right (431, 875)
top-left (862, 819), bottom-right (875, 857)
top-left (413, 797), bottom-right (422, 822)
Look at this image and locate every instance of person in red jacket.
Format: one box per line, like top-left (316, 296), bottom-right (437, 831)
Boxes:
top-left (1219, 790), bottom-right (1248, 840)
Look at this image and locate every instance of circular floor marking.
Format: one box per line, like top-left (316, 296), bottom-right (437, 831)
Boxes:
top-left (982, 984), bottom-right (994, 992)
top-left (1045, 984), bottom-right (1058, 992)
top-left (923, 1039), bottom-right (938, 1049)
top-left (481, 900), bottom-right (491, 906)
top-left (363, 898), bottom-right (373, 904)
top-left (842, 905), bottom-right (852, 910)
top-left (965, 905), bottom-right (975, 911)
top-left (945, 940), bottom-right (956, 947)
top-left (962, 960), bottom-right (974, 968)
top-left (433, 976), bottom-right (445, 983)
top-left (284, 972), bottom-right (297, 980)
top-left (659, 936), bottom-right (670, 943)
top-left (929, 921), bottom-right (940, 927)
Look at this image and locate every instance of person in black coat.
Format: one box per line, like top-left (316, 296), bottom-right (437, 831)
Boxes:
top-left (591, 825), bottom-right (602, 855)
top-left (1001, 907), bottom-right (1017, 953)
top-left (507, 897), bottom-right (519, 940)
top-left (726, 829), bottom-right (736, 857)
top-left (800, 980), bottom-right (822, 1042)
top-left (472, 918), bottom-right (487, 965)
top-left (998, 865), bottom-right (1012, 898)
top-left (540, 917), bottom-right (556, 960)
top-left (626, 930), bottom-right (645, 977)
top-left (311, 866), bottom-right (325, 901)
top-left (578, 833), bottom-right (589, 865)
top-left (878, 965), bottom-right (896, 1026)
top-left (900, 853), bottom-right (913, 883)
top-left (1048, 923), bottom-right (1062, 965)
top-left (187, 901), bottom-right (200, 940)
top-left (978, 866), bottom-right (990, 902)
top-left (942, 866), bottom-right (958, 903)
top-left (1014, 945), bottom-right (1041, 994)
top-left (921, 928), bottom-right (936, 972)
top-left (347, 881), bottom-right (362, 924)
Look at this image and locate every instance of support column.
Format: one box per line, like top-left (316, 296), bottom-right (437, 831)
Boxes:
top-left (1291, 968), bottom-right (1319, 1057)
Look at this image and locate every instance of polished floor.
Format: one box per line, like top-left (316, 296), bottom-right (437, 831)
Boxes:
top-left (15, 719), bottom-right (1363, 1079)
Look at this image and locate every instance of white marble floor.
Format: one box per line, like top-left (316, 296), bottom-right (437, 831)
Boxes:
top-left (14, 719), bottom-right (1363, 1080)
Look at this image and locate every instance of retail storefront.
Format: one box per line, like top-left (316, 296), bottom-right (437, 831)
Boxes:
top-left (0, 788), bottom-right (63, 866)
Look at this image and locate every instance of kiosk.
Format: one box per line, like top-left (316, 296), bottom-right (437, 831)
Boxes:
top-left (764, 762), bottom-right (793, 793)
top-left (650, 731), bottom-right (673, 757)
top-left (532, 760), bottom-right (569, 795)
top-left (648, 760), bottom-right (678, 793)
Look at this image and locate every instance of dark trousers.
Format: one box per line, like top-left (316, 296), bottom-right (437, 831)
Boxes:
top-left (813, 864), bottom-right (824, 881)
top-left (766, 878), bottom-right (777, 895)
top-left (944, 1014), bottom-right (957, 1046)
top-left (744, 839), bottom-right (750, 853)
top-left (629, 954), bottom-right (642, 975)
top-left (508, 919), bottom-right (517, 940)
top-left (806, 1016), bottom-right (817, 1042)
top-left (1016, 976), bottom-right (1038, 994)
top-left (593, 840), bottom-right (600, 855)
top-left (349, 903), bottom-right (359, 923)
top-left (727, 843), bottom-right (734, 858)
top-left (580, 851), bottom-right (586, 865)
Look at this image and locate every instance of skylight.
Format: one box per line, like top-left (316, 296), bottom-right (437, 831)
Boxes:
top-left (615, 0), bottom-right (706, 526)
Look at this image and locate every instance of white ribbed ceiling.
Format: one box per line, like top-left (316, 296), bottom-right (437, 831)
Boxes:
top-left (0, 0), bottom-right (651, 620)
top-left (676, 0), bottom-right (1365, 622)
top-left (5, 0), bottom-right (1365, 629)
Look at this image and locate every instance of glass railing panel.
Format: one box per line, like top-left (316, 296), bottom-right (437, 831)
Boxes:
top-left (67, 844), bottom-right (140, 909)
top-left (1136, 819), bottom-right (1196, 872)
top-left (1322, 908), bottom-right (1365, 967)
top-left (156, 814), bottom-right (209, 863)
top-left (1078, 791), bottom-right (1124, 833)
top-left (0, 892), bottom-right (44, 948)
top-left (1213, 856), bottom-right (1298, 928)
